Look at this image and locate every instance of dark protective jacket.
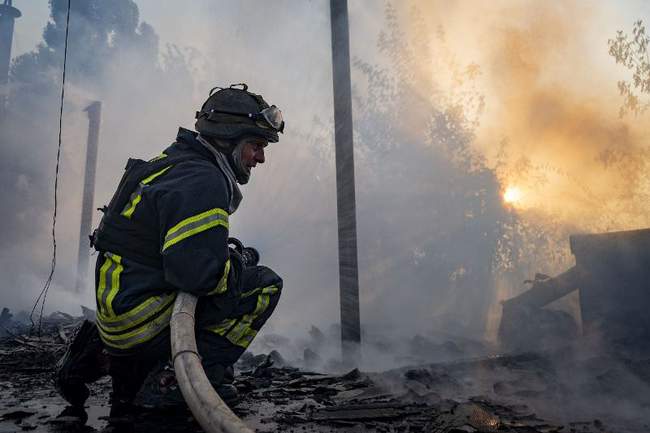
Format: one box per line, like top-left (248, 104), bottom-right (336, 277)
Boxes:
top-left (92, 128), bottom-right (242, 352)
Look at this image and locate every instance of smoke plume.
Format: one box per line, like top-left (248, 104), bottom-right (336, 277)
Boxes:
top-left (1, 0), bottom-right (649, 369)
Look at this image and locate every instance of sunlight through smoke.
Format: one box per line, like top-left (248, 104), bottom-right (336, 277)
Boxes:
top-left (503, 185), bottom-right (523, 205)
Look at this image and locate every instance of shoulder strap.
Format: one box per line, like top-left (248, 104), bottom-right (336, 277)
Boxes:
top-left (91, 150), bottom-right (208, 268)
top-left (109, 152), bottom-right (203, 214)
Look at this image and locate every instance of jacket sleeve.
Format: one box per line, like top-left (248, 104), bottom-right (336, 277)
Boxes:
top-left (154, 161), bottom-right (235, 296)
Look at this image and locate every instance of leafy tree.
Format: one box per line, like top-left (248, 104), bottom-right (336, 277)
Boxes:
top-left (608, 20), bottom-right (650, 116)
top-left (351, 3), bottom-right (507, 337)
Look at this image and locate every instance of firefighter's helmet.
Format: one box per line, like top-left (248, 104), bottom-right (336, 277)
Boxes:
top-left (195, 83), bottom-right (284, 144)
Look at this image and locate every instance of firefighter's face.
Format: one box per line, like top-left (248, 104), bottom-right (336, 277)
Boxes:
top-left (240, 137), bottom-right (267, 170)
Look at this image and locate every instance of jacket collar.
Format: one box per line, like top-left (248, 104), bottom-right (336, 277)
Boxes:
top-left (173, 128), bottom-right (242, 214)
top-left (173, 127), bottom-right (216, 163)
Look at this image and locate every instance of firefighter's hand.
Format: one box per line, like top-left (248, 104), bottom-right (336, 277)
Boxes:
top-left (228, 237), bottom-right (260, 267)
top-left (228, 237), bottom-right (244, 254)
top-left (241, 247), bottom-right (260, 267)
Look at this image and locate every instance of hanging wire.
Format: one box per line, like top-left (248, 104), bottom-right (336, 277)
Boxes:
top-left (30, 0), bottom-right (72, 336)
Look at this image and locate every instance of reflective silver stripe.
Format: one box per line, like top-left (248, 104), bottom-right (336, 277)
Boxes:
top-left (98, 304), bottom-right (173, 350)
top-left (97, 293), bottom-right (176, 332)
top-left (162, 209), bottom-right (228, 251)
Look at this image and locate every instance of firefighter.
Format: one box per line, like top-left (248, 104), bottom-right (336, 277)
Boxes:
top-left (55, 84), bottom-right (284, 421)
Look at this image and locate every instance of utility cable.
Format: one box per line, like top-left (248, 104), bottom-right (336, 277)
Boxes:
top-left (30, 0), bottom-right (71, 336)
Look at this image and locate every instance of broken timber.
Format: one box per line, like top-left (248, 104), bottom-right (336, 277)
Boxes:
top-left (500, 228), bottom-right (650, 347)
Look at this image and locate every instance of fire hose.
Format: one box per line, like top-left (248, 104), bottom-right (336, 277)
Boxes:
top-left (170, 292), bottom-right (253, 433)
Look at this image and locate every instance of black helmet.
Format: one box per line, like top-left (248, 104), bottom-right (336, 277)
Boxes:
top-left (195, 83), bottom-right (284, 144)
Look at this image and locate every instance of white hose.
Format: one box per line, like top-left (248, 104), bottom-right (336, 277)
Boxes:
top-left (170, 292), bottom-right (253, 433)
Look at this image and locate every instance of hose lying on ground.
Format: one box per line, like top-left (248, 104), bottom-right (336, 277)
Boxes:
top-left (170, 292), bottom-right (253, 433)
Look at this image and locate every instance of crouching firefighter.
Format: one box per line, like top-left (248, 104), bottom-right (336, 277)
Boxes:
top-left (55, 83), bottom-right (285, 421)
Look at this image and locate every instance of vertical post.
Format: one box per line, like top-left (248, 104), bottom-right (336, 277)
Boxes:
top-left (76, 101), bottom-right (101, 292)
top-left (330, 0), bottom-right (361, 364)
top-left (0, 0), bottom-right (21, 115)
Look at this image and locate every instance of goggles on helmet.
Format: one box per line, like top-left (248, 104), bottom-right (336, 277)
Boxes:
top-left (197, 105), bottom-right (285, 133)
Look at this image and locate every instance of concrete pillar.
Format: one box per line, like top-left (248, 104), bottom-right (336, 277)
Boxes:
top-left (330, 0), bottom-right (361, 364)
top-left (76, 101), bottom-right (101, 292)
top-left (0, 0), bottom-right (21, 114)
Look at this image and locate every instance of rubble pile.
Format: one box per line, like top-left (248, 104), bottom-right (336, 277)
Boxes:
top-left (0, 309), bottom-right (648, 432)
top-left (0, 309), bottom-right (87, 374)
top-left (232, 354), bottom-right (627, 433)
top-left (234, 361), bottom-right (560, 432)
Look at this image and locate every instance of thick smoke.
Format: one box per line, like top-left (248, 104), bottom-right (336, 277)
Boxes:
top-left (404, 0), bottom-right (650, 340)
top-left (1, 0), bottom-right (195, 312)
top-left (407, 0), bottom-right (650, 232)
top-left (0, 0), bottom-right (342, 336)
top-left (2, 0), bottom-right (648, 373)
top-left (3, 2), bottom-right (650, 430)
top-left (348, 3), bottom-right (505, 343)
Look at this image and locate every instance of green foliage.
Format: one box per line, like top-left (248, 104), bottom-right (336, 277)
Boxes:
top-left (608, 20), bottom-right (650, 116)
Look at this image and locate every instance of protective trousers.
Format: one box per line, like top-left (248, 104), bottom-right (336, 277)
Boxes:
top-left (56, 265), bottom-right (282, 410)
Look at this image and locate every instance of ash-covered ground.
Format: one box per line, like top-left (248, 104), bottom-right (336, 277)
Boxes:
top-left (1, 308), bottom-right (649, 433)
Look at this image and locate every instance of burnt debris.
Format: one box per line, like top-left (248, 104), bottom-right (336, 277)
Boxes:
top-left (500, 229), bottom-right (650, 356)
top-left (0, 307), bottom-right (649, 432)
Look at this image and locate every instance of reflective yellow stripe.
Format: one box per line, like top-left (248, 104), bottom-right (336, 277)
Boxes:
top-left (162, 208), bottom-right (229, 252)
top-left (206, 259), bottom-right (231, 296)
top-left (121, 165), bottom-right (173, 218)
top-left (121, 194), bottom-right (142, 218)
top-left (97, 293), bottom-right (176, 333)
top-left (105, 254), bottom-right (123, 317)
top-left (226, 319), bottom-right (258, 347)
top-left (206, 318), bottom-right (237, 336)
top-left (96, 253), bottom-right (122, 317)
top-left (237, 328), bottom-right (258, 348)
top-left (95, 250), bottom-right (176, 349)
top-left (96, 256), bottom-right (113, 316)
top-left (97, 303), bottom-right (173, 350)
top-left (148, 152), bottom-right (168, 162)
top-left (241, 285), bottom-right (279, 299)
top-left (222, 285), bottom-right (278, 348)
top-left (141, 165), bottom-right (173, 184)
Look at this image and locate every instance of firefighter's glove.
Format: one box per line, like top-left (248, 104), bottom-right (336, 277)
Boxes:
top-left (241, 247), bottom-right (260, 267)
top-left (228, 237), bottom-right (260, 267)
